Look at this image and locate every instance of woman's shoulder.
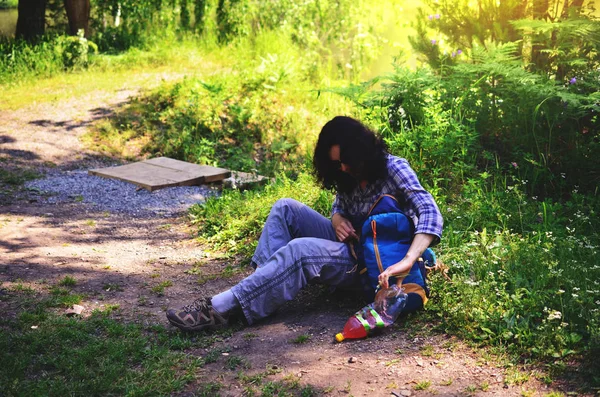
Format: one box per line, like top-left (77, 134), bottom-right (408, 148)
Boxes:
top-left (386, 154), bottom-right (410, 169)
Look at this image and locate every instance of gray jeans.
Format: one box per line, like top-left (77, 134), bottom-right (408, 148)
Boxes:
top-left (230, 198), bottom-right (359, 324)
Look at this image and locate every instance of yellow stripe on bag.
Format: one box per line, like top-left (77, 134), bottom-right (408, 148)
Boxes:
top-left (399, 282), bottom-right (429, 305)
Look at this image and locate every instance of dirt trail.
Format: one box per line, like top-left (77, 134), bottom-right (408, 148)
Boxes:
top-left (0, 79), bottom-right (564, 396)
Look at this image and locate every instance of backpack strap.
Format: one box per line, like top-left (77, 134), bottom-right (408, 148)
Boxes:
top-left (400, 282), bottom-right (429, 305)
top-left (366, 194), bottom-right (395, 215)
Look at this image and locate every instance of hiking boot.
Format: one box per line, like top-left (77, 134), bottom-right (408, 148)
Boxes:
top-left (166, 297), bottom-right (228, 332)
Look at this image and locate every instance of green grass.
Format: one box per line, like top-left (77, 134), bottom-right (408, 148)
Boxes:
top-left (238, 371), bottom-right (322, 397)
top-left (0, 313), bottom-right (200, 395)
top-left (57, 276), bottom-right (76, 287)
top-left (0, 289), bottom-right (205, 395)
top-left (291, 334), bottom-right (311, 344)
top-left (0, 167), bottom-right (41, 185)
top-left (414, 380), bottom-right (431, 391)
top-left (151, 280), bottom-right (173, 296)
top-left (0, 38), bottom-right (219, 110)
top-left (225, 355), bottom-right (248, 370)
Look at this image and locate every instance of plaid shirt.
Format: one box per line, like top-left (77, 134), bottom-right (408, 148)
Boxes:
top-left (331, 155), bottom-right (443, 245)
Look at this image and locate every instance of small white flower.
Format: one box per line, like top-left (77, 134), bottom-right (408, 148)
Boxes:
top-left (547, 310), bottom-right (562, 321)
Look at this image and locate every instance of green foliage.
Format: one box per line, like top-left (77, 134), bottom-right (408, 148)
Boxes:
top-left (431, 177), bottom-right (600, 369)
top-left (216, 0), bottom-right (249, 42)
top-left (0, 0), bottom-right (17, 9)
top-left (414, 380), bottom-right (431, 390)
top-left (56, 30), bottom-right (98, 69)
top-left (403, 0), bottom-right (600, 198)
top-left (151, 280), bottom-right (173, 296)
top-left (2, 0), bottom-right (385, 87)
top-left (511, 16), bottom-right (600, 79)
top-left (356, 67), bottom-right (479, 198)
top-left (0, 31), bottom-right (99, 84)
top-left (412, 0), bottom-right (599, 79)
top-left (180, 0), bottom-right (191, 30)
top-left (194, 0), bottom-right (208, 34)
top-left (247, 0), bottom-right (381, 78)
top-left (445, 44), bottom-right (599, 196)
top-left (0, 38), bottom-right (64, 83)
top-left (88, 36), bottom-right (357, 175)
top-left (196, 382), bottom-right (223, 396)
top-left (237, 370), bottom-right (322, 396)
top-left (347, 49), bottom-right (599, 197)
top-left (112, 76), bottom-right (295, 174)
top-left (91, 0), bottom-right (176, 52)
top-left (225, 354), bottom-right (248, 370)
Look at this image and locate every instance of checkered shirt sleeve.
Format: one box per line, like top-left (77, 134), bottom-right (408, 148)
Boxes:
top-left (387, 157), bottom-right (443, 244)
top-left (331, 193), bottom-right (348, 217)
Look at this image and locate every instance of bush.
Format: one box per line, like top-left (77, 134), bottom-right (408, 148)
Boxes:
top-left (0, 37), bottom-right (64, 83)
top-left (343, 49), bottom-right (599, 198)
top-left (56, 30), bottom-right (98, 69)
top-left (434, 181), bottom-right (600, 368)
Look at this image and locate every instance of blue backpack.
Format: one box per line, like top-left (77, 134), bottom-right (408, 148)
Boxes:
top-left (354, 194), bottom-right (436, 308)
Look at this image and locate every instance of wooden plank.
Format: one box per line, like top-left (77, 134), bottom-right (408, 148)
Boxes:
top-left (89, 162), bottom-right (204, 191)
top-left (144, 157), bottom-right (231, 182)
top-left (89, 157), bottom-right (232, 191)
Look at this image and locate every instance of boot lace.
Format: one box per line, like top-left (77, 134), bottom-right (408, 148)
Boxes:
top-left (183, 297), bottom-right (210, 313)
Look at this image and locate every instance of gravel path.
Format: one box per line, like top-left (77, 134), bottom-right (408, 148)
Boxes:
top-left (26, 169), bottom-right (219, 217)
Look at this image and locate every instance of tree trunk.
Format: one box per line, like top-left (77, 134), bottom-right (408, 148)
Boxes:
top-left (531, 0), bottom-right (550, 74)
top-left (195, 0), bottom-right (207, 34)
top-left (561, 0), bottom-right (585, 18)
top-left (64, 0), bottom-right (91, 37)
top-left (180, 0), bottom-right (190, 29)
top-left (16, 0), bottom-right (46, 41)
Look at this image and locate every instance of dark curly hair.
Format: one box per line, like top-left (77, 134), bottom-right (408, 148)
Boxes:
top-left (313, 116), bottom-right (388, 193)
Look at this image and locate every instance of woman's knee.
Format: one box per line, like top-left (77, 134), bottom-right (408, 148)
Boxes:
top-left (272, 198), bottom-right (302, 212)
top-left (271, 198), bottom-right (304, 220)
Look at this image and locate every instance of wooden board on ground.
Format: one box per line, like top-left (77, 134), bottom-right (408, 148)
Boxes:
top-left (89, 157), bottom-right (231, 191)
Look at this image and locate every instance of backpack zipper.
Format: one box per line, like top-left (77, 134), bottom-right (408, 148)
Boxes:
top-left (371, 220), bottom-right (384, 274)
top-left (373, 217), bottom-right (410, 281)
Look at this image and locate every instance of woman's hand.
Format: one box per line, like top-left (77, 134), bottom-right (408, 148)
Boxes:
top-left (332, 213), bottom-right (358, 242)
top-left (378, 259), bottom-right (411, 289)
